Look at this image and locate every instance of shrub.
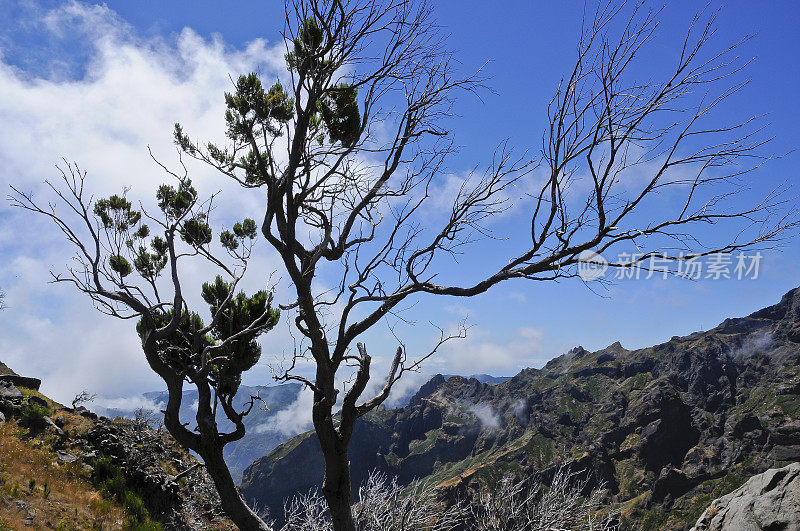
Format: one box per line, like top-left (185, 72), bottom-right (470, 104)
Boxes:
top-left (19, 402), bottom-right (49, 429)
top-left (123, 490), bottom-right (149, 525)
top-left (275, 466), bottom-right (618, 531)
top-left (91, 456), bottom-right (161, 530)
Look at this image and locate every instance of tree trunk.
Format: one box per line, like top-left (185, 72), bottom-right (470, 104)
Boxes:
top-left (203, 446), bottom-right (272, 531)
top-left (322, 446), bottom-right (356, 531)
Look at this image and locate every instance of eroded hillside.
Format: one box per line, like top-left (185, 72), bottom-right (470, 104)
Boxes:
top-left (242, 287), bottom-right (800, 529)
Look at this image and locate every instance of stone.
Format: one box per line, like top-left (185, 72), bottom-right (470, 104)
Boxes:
top-left (0, 400), bottom-right (21, 418)
top-left (0, 380), bottom-right (21, 399)
top-left (56, 451), bottom-right (78, 464)
top-left (43, 416), bottom-right (64, 436)
top-left (79, 409), bottom-right (98, 420)
top-left (691, 463), bottom-right (800, 531)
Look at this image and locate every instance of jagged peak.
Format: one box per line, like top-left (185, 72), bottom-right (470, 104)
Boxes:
top-left (606, 341), bottom-right (625, 350)
top-left (569, 345), bottom-right (588, 357)
top-left (408, 374), bottom-right (445, 406)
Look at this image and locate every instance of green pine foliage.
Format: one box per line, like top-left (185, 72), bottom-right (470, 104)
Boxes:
top-left (174, 16), bottom-right (361, 189)
top-left (201, 276), bottom-right (279, 396)
top-left (89, 172), bottom-right (275, 407)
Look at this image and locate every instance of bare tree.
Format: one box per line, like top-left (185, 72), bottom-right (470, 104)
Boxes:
top-left (9, 165), bottom-right (280, 530)
top-left (0, 288), bottom-right (6, 311)
top-left (172, 0), bottom-right (794, 528)
top-left (71, 389), bottom-right (96, 410)
top-left (277, 467), bottom-right (613, 531)
top-left (132, 406), bottom-right (159, 429)
top-left (352, 471), bottom-right (468, 530)
top-left (470, 465), bottom-right (617, 531)
top-left (278, 470), bottom-right (467, 530)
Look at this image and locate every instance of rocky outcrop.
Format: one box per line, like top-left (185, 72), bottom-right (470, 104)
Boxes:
top-left (0, 360), bottom-right (15, 376)
top-left (243, 286), bottom-right (800, 529)
top-left (0, 381), bottom-right (23, 419)
top-left (84, 417), bottom-right (231, 529)
top-left (0, 374), bottom-right (41, 391)
top-left (691, 463), bottom-right (800, 531)
top-left (0, 380), bottom-right (22, 400)
top-left (0, 362), bottom-right (232, 529)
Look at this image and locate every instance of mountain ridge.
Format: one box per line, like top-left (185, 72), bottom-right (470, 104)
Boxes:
top-left (242, 286), bottom-right (800, 529)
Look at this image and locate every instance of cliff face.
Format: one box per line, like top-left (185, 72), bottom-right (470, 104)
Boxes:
top-left (242, 287), bottom-right (800, 529)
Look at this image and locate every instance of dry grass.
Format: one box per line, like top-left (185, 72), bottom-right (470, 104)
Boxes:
top-left (0, 421), bottom-right (126, 529)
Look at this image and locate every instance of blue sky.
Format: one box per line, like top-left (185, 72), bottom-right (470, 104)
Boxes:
top-left (0, 0), bottom-right (798, 410)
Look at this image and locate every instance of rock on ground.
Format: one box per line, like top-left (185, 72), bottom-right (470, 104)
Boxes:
top-left (691, 462), bottom-right (800, 531)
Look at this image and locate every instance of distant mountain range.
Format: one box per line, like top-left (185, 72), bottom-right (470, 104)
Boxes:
top-left (442, 374), bottom-right (511, 386)
top-left (96, 374), bottom-right (509, 482)
top-left (241, 287), bottom-right (800, 529)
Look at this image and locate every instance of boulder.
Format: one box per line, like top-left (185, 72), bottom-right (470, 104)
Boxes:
top-left (56, 451), bottom-right (78, 464)
top-left (0, 380), bottom-right (21, 399)
top-left (43, 416), bottom-right (64, 436)
top-left (0, 399), bottom-right (21, 418)
top-left (691, 463), bottom-right (800, 531)
top-left (79, 409), bottom-right (98, 420)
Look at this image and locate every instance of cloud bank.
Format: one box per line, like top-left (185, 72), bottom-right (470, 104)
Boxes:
top-left (0, 1), bottom-right (287, 403)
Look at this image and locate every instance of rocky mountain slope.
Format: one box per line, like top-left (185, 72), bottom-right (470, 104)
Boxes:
top-left (0, 368), bottom-right (232, 529)
top-left (242, 286), bottom-right (800, 529)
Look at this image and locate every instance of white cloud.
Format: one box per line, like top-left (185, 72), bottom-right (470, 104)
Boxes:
top-left (254, 385), bottom-right (314, 436)
top-left (0, 1), bottom-right (550, 409)
top-left (467, 402), bottom-right (500, 431)
top-left (729, 331), bottom-right (773, 358)
top-left (93, 394), bottom-right (164, 416)
top-left (432, 325), bottom-right (546, 374)
top-left (0, 1), bottom-right (288, 404)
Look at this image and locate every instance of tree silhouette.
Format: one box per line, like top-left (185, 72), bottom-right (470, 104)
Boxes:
top-left (10, 0), bottom-right (799, 529)
top-left (10, 167), bottom-right (279, 528)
